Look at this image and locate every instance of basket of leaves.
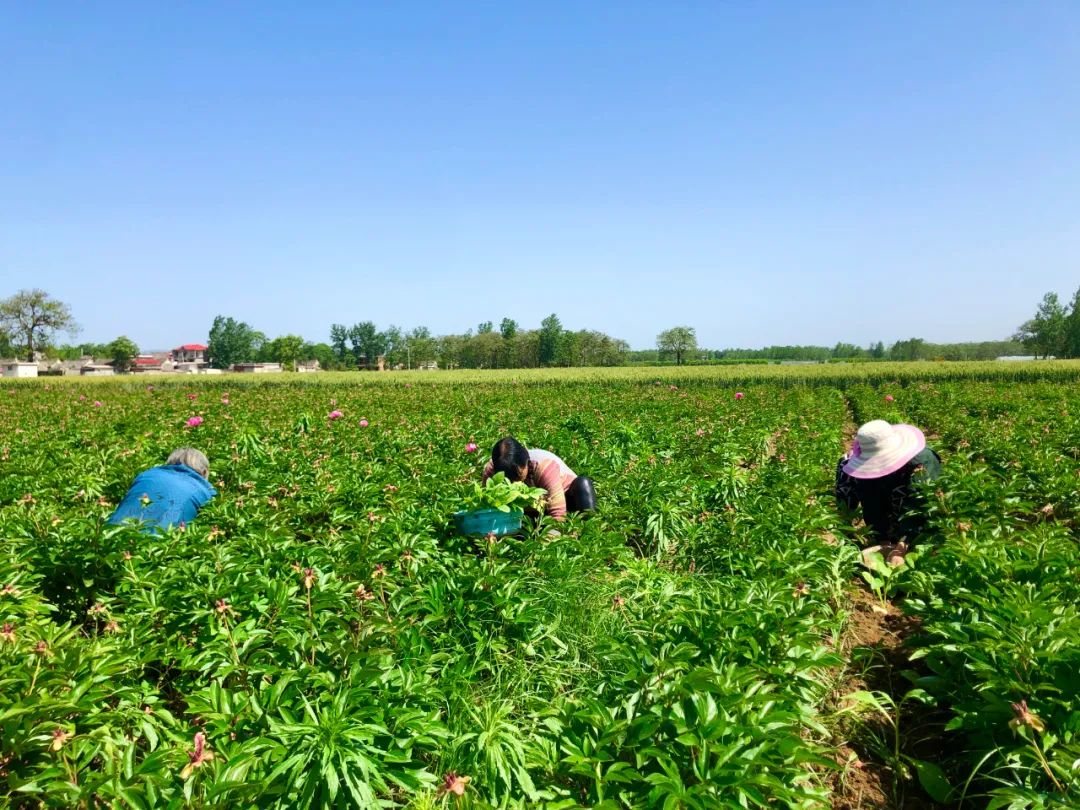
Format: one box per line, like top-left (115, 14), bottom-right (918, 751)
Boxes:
top-left (452, 473), bottom-right (547, 536)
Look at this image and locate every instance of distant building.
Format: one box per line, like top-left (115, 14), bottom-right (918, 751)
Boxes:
top-left (171, 344), bottom-right (208, 364)
top-left (296, 360), bottom-right (321, 373)
top-left (2, 361), bottom-right (39, 378)
top-left (233, 362), bottom-right (283, 374)
top-left (996, 355), bottom-right (1047, 361)
top-left (80, 364), bottom-right (115, 376)
top-left (132, 355), bottom-right (164, 373)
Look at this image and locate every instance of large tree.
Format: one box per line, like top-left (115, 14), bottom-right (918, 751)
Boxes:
top-left (1064, 286), bottom-right (1080, 359)
top-left (347, 322), bottom-right (386, 368)
top-left (207, 315), bottom-right (261, 369)
top-left (407, 326), bottom-right (436, 368)
top-left (264, 334), bottom-right (305, 370)
top-left (329, 324), bottom-right (351, 364)
top-left (1015, 292), bottom-right (1068, 358)
top-left (107, 336), bottom-right (139, 373)
top-left (0, 289), bottom-right (79, 361)
top-left (538, 314), bottom-right (563, 366)
top-left (657, 326), bottom-right (697, 365)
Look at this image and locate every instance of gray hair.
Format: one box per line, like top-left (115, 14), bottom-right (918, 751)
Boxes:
top-left (167, 447), bottom-right (210, 478)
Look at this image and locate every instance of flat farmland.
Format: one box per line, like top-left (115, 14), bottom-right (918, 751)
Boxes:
top-left (1, 363), bottom-right (1078, 808)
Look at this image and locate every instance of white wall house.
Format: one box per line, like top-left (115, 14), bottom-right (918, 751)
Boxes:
top-left (233, 363), bottom-right (283, 373)
top-left (2, 361), bottom-right (39, 378)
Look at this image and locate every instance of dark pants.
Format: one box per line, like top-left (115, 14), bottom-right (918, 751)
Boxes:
top-left (566, 476), bottom-right (597, 513)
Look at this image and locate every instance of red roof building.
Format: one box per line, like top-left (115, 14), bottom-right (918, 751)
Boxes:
top-left (171, 344), bottom-right (208, 363)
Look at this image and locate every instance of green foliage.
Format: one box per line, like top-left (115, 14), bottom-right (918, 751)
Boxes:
top-left (460, 474), bottom-right (546, 513)
top-left (107, 335), bottom-right (139, 373)
top-left (3, 367), bottom-right (1080, 807)
top-left (207, 315), bottom-right (262, 369)
top-left (0, 289), bottom-right (79, 361)
top-left (656, 326), bottom-right (698, 365)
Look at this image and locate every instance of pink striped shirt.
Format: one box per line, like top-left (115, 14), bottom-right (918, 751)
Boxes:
top-left (482, 448), bottom-right (578, 519)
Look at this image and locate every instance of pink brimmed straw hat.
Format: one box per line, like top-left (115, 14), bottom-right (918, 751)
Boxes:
top-left (843, 420), bottom-right (926, 479)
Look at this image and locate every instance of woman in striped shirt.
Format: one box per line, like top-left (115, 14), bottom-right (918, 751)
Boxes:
top-left (482, 436), bottom-right (596, 520)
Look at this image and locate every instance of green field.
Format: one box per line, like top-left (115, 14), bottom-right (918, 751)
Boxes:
top-left (1, 364), bottom-right (1078, 808)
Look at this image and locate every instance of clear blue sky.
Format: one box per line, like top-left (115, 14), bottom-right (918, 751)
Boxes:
top-left (3, 3), bottom-right (1078, 351)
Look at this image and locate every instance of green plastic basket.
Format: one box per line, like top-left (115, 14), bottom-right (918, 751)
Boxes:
top-left (451, 508), bottom-right (524, 537)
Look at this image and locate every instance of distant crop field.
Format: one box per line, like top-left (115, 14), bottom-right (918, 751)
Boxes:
top-left (1, 366), bottom-right (1077, 807)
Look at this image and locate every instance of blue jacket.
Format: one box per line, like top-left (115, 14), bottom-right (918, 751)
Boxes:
top-left (107, 464), bottom-right (217, 532)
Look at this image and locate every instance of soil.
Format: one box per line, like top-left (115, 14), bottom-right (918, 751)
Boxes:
top-left (827, 586), bottom-right (944, 810)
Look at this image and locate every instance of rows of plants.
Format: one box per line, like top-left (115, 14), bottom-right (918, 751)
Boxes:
top-left (847, 381), bottom-right (1080, 807)
top-left (1, 379), bottom-right (861, 807)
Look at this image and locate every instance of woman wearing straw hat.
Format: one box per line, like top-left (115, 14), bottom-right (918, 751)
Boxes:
top-left (835, 420), bottom-right (941, 564)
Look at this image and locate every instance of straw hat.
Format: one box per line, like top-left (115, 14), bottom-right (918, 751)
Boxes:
top-left (843, 420), bottom-right (926, 480)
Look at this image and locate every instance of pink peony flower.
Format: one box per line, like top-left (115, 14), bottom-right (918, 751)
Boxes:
top-left (885, 394), bottom-right (895, 402)
top-left (186, 416), bottom-right (204, 428)
top-left (93, 401), bottom-right (103, 408)
top-left (695, 428), bottom-right (705, 437)
top-left (187, 393), bottom-right (197, 401)
top-left (734, 392), bottom-right (745, 400)
top-left (328, 410), bottom-right (343, 420)
top-left (221, 397), bottom-right (229, 405)
top-left (465, 442), bottom-right (478, 453)
top-left (359, 419), bottom-right (369, 428)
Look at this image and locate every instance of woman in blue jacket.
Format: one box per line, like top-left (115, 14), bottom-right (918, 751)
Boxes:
top-left (108, 448), bottom-right (217, 532)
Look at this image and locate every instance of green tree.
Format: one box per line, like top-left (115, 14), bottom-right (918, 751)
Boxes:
top-left (302, 342), bottom-right (337, 370)
top-left (657, 326), bottom-right (697, 365)
top-left (889, 337), bottom-right (926, 361)
top-left (1063, 287), bottom-right (1080, 359)
top-left (265, 334), bottom-right (305, 370)
top-left (107, 336), bottom-right (139, 373)
top-left (477, 321), bottom-right (494, 335)
top-left (207, 315), bottom-right (260, 369)
top-left (538, 314), bottom-right (563, 366)
top-left (408, 326), bottom-right (436, 368)
top-left (329, 324), bottom-right (351, 364)
top-left (1015, 293), bottom-right (1067, 358)
top-left (0, 289), bottom-right (79, 361)
top-left (382, 325), bottom-right (405, 367)
top-left (348, 322), bottom-right (386, 368)
top-left (471, 331), bottom-right (504, 368)
top-left (499, 318), bottom-right (518, 340)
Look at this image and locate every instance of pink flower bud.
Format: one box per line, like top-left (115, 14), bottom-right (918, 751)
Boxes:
top-left (359, 419), bottom-right (369, 427)
top-left (885, 394), bottom-right (895, 402)
top-left (734, 392), bottom-right (745, 400)
top-left (328, 410), bottom-right (343, 420)
top-left (186, 416), bottom-right (204, 428)
top-left (465, 442), bottom-right (478, 453)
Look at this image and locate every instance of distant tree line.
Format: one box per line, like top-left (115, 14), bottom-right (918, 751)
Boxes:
top-left (630, 338), bottom-right (1028, 364)
top-left (1013, 287), bottom-right (1080, 359)
top-left (5, 287), bottom-right (1070, 372)
top-left (323, 314), bottom-right (629, 370)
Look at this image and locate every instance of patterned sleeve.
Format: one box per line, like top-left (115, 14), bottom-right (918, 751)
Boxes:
top-left (834, 457), bottom-right (859, 509)
top-left (534, 460), bottom-right (567, 519)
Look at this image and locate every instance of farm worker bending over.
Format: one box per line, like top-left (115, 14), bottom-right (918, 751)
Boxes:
top-left (107, 448), bottom-right (217, 533)
top-left (483, 436), bottom-right (596, 520)
top-left (835, 420), bottom-right (941, 565)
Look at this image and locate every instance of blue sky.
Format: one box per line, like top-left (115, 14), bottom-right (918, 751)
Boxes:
top-left (2, 2), bottom-right (1079, 351)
